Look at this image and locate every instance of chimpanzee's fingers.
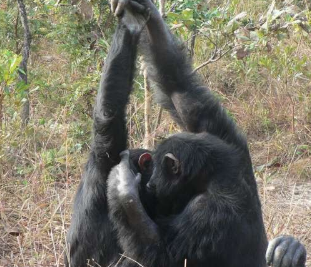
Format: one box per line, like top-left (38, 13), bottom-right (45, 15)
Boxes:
top-left (280, 239), bottom-right (299, 267)
top-left (272, 238), bottom-right (292, 267)
top-left (111, 0), bottom-right (118, 14)
top-left (129, 1), bottom-right (145, 14)
top-left (292, 243), bottom-right (306, 267)
top-left (115, 0), bottom-right (129, 16)
top-left (120, 150), bottom-right (130, 164)
top-left (266, 237), bottom-right (283, 265)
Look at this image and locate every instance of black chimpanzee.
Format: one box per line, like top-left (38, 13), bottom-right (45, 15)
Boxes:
top-left (65, 0), bottom-right (307, 266)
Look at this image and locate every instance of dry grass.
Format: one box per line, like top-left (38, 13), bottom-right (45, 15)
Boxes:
top-left (1, 154), bottom-right (311, 266)
top-left (0, 179), bottom-right (72, 266)
top-left (1, 96), bottom-right (311, 266)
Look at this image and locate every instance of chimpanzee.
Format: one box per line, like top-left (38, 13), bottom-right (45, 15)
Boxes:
top-left (65, 1), bottom-right (307, 266)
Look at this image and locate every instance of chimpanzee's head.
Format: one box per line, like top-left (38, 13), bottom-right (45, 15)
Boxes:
top-left (146, 133), bottom-right (216, 201)
top-left (130, 132), bottom-right (240, 216)
top-left (129, 137), bottom-right (202, 216)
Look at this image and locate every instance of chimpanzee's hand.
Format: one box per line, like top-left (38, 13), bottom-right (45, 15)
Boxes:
top-left (107, 150), bottom-right (160, 243)
top-left (109, 0), bottom-right (150, 34)
top-left (110, 0), bottom-right (157, 18)
top-left (114, 150), bottom-right (141, 200)
top-left (110, 0), bottom-right (129, 16)
top-left (266, 236), bottom-right (306, 267)
top-left (110, 0), bottom-right (162, 35)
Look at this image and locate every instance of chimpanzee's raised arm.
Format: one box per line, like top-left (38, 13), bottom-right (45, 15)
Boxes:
top-left (93, 23), bottom-right (139, 170)
top-left (114, 0), bottom-right (247, 149)
top-left (65, 22), bottom-right (140, 267)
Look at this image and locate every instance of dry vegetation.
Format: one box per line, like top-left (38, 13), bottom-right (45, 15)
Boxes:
top-left (1, 0), bottom-right (311, 266)
top-left (1, 56), bottom-right (311, 267)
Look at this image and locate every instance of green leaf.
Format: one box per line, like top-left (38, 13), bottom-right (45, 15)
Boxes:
top-left (39, 118), bottom-right (46, 125)
top-left (9, 55), bottom-right (22, 74)
top-left (167, 12), bottom-right (181, 20)
top-left (182, 8), bottom-right (193, 20)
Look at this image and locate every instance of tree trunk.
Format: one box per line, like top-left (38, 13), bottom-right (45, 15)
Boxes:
top-left (17, 0), bottom-right (31, 126)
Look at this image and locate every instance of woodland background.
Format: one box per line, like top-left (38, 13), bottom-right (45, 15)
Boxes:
top-left (0, 0), bottom-right (311, 266)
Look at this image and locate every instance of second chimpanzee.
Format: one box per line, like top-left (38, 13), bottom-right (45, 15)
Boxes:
top-left (65, 0), bottom-right (307, 266)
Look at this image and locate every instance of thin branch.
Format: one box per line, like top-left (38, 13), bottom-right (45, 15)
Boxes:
top-left (15, 8), bottom-right (19, 53)
top-left (97, 1), bottom-right (106, 39)
top-left (202, 33), bottom-right (217, 47)
top-left (143, 70), bottom-right (152, 149)
top-left (119, 254), bottom-right (145, 267)
top-left (189, 28), bottom-right (197, 58)
top-left (155, 107), bottom-right (163, 131)
top-left (55, 0), bottom-right (63, 6)
top-left (192, 44), bottom-right (233, 74)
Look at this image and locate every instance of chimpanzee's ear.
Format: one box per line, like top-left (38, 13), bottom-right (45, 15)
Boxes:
top-left (164, 153), bottom-right (181, 176)
top-left (138, 152), bottom-right (152, 171)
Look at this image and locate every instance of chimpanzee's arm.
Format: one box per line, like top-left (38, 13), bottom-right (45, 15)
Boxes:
top-left (115, 0), bottom-right (247, 149)
top-left (93, 24), bottom-right (139, 170)
top-left (66, 23), bottom-right (140, 267)
top-left (107, 151), bottom-right (166, 266)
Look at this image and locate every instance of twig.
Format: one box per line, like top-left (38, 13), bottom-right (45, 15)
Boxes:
top-left (119, 254), bottom-right (145, 267)
top-left (15, 9), bottom-right (19, 53)
top-left (55, 0), bottom-right (63, 6)
top-left (97, 1), bottom-right (106, 39)
top-left (192, 46), bottom-right (233, 74)
top-left (155, 107), bottom-right (163, 130)
top-left (143, 70), bottom-right (152, 149)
